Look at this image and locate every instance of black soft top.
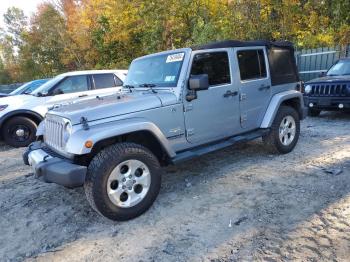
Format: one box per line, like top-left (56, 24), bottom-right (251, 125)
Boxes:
top-left (192, 40), bottom-right (299, 86)
top-left (192, 40), bottom-right (294, 51)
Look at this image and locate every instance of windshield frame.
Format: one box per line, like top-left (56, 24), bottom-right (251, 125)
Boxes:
top-left (326, 59), bottom-right (350, 76)
top-left (123, 49), bottom-right (190, 91)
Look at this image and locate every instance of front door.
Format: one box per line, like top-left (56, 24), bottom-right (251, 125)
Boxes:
top-left (184, 49), bottom-right (240, 144)
top-left (46, 75), bottom-right (91, 106)
top-left (234, 47), bottom-right (272, 130)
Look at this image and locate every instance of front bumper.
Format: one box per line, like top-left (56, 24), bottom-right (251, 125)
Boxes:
top-left (23, 141), bottom-right (87, 188)
top-left (303, 96), bottom-right (350, 110)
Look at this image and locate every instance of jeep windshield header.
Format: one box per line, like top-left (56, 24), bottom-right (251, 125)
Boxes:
top-left (327, 60), bottom-right (350, 76)
top-left (124, 52), bottom-right (185, 88)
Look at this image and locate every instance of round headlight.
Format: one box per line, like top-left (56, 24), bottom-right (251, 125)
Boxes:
top-left (65, 122), bottom-right (72, 134)
top-left (63, 121), bottom-right (72, 143)
top-left (304, 85), bottom-right (312, 94)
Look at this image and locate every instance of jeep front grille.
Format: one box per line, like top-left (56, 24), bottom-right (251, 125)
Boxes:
top-left (310, 84), bottom-right (347, 96)
top-left (44, 114), bottom-right (66, 152)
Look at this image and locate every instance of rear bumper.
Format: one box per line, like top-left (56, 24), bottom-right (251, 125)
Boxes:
top-left (303, 96), bottom-right (350, 110)
top-left (23, 141), bottom-right (86, 188)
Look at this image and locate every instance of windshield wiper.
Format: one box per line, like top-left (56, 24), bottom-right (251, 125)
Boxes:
top-left (139, 83), bottom-right (157, 93)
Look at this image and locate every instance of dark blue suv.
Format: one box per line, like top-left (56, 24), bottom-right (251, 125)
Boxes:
top-left (303, 58), bottom-right (350, 116)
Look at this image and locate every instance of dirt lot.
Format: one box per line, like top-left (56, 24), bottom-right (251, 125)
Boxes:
top-left (1, 112), bottom-right (350, 262)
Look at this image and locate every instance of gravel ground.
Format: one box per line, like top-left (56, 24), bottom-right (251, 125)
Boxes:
top-left (1, 112), bottom-right (350, 262)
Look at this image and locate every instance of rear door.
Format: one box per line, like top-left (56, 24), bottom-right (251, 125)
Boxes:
top-left (234, 47), bottom-right (272, 130)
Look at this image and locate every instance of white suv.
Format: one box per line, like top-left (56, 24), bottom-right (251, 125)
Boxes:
top-left (0, 70), bottom-right (127, 147)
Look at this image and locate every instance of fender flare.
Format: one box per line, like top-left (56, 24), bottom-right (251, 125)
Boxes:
top-left (65, 118), bottom-right (176, 157)
top-left (0, 109), bottom-right (44, 127)
top-left (260, 90), bottom-right (305, 128)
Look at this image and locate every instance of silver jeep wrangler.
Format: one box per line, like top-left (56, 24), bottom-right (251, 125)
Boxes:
top-left (23, 40), bottom-right (307, 221)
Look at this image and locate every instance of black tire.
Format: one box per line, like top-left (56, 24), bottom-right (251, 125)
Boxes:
top-left (2, 116), bottom-right (37, 147)
top-left (262, 106), bottom-right (300, 154)
top-left (308, 109), bottom-right (321, 117)
top-left (84, 142), bottom-right (162, 221)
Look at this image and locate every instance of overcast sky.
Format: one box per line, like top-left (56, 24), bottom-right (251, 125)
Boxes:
top-left (0, 0), bottom-right (45, 27)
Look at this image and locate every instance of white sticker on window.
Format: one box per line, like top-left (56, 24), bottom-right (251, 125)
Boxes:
top-left (166, 53), bottom-right (184, 63)
top-left (164, 76), bottom-right (176, 82)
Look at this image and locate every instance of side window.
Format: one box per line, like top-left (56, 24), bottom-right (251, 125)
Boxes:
top-left (93, 74), bottom-right (118, 89)
top-left (114, 75), bottom-right (123, 86)
top-left (190, 52), bottom-right (231, 86)
top-left (237, 49), bottom-right (267, 81)
top-left (53, 75), bottom-right (89, 94)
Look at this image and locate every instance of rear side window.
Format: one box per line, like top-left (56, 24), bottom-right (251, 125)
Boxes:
top-left (269, 49), bottom-right (295, 77)
top-left (268, 47), bottom-right (299, 85)
top-left (237, 49), bottom-right (267, 81)
top-left (190, 52), bottom-right (231, 86)
top-left (93, 74), bottom-right (118, 89)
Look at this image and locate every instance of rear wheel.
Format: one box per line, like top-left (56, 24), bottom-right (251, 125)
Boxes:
top-left (2, 116), bottom-right (37, 147)
top-left (263, 106), bottom-right (300, 154)
top-left (84, 142), bottom-right (162, 221)
top-left (308, 109), bottom-right (321, 117)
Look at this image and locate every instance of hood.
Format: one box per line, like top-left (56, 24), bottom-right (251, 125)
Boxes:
top-left (306, 75), bottom-right (350, 84)
top-left (49, 90), bottom-right (178, 125)
top-left (0, 94), bottom-right (36, 108)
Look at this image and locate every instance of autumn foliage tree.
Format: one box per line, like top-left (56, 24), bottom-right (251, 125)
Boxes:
top-left (0, 0), bottom-right (349, 83)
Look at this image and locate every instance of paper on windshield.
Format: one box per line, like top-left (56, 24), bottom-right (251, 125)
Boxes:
top-left (166, 53), bottom-right (184, 63)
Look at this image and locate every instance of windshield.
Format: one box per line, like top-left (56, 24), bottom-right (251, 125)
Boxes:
top-left (32, 75), bottom-right (65, 95)
top-left (10, 79), bottom-right (50, 95)
top-left (10, 82), bottom-right (31, 95)
top-left (327, 60), bottom-right (350, 76)
top-left (124, 52), bottom-right (185, 88)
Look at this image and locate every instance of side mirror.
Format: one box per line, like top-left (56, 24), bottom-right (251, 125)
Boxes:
top-left (318, 71), bottom-right (326, 77)
top-left (189, 74), bottom-right (209, 91)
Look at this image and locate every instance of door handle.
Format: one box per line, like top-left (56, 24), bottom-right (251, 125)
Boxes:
top-left (223, 90), bottom-right (238, 97)
top-left (259, 85), bottom-right (271, 91)
top-left (78, 94), bottom-right (88, 98)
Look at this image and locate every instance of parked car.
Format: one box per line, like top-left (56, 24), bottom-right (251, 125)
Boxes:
top-left (303, 58), bottom-right (350, 116)
top-left (0, 70), bottom-right (127, 147)
top-left (0, 79), bottom-right (51, 98)
top-left (24, 40), bottom-right (306, 221)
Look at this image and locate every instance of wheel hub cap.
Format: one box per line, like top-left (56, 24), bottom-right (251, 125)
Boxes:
top-left (107, 159), bottom-right (151, 208)
top-left (15, 128), bottom-right (25, 137)
top-left (279, 115), bottom-right (296, 146)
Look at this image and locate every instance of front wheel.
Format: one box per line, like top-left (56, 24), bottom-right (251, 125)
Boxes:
top-left (262, 106), bottom-right (300, 154)
top-left (84, 142), bottom-right (162, 221)
top-left (2, 116), bottom-right (37, 147)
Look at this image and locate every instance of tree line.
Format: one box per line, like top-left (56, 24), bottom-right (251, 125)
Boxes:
top-left (0, 0), bottom-right (349, 84)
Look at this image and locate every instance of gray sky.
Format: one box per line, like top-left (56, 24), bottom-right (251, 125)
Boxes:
top-left (0, 0), bottom-right (45, 28)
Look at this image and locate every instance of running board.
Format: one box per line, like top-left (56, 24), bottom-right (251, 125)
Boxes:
top-left (171, 129), bottom-right (269, 164)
